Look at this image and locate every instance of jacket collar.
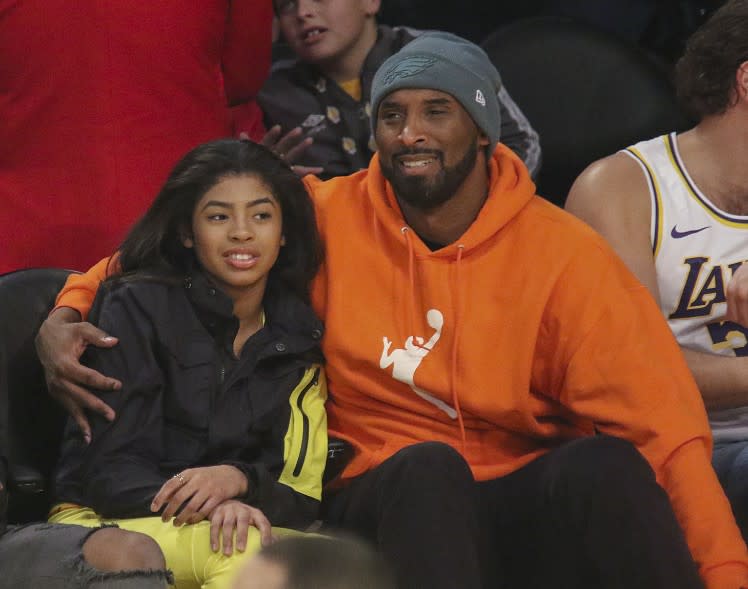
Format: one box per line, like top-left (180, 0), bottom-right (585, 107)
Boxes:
top-left (182, 268), bottom-right (324, 357)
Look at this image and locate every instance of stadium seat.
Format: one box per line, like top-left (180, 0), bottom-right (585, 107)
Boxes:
top-left (481, 16), bottom-right (691, 207)
top-left (0, 268), bottom-right (76, 522)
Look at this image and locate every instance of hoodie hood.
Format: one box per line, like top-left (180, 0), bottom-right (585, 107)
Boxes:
top-left (365, 143), bottom-right (536, 256)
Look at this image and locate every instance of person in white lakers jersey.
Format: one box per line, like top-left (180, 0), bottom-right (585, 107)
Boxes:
top-left (566, 0), bottom-right (748, 541)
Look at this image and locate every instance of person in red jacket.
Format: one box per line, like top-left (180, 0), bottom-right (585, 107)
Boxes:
top-left (36, 32), bottom-right (748, 589)
top-left (0, 0), bottom-right (272, 274)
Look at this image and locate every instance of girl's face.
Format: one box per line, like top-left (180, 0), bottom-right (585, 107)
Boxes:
top-left (184, 174), bottom-right (285, 302)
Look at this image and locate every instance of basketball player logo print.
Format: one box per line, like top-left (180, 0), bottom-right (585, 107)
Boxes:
top-left (379, 309), bottom-right (456, 419)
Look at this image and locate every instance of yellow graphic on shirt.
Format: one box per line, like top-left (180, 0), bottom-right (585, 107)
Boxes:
top-left (326, 106), bottom-right (340, 124)
top-left (342, 137), bottom-right (357, 155)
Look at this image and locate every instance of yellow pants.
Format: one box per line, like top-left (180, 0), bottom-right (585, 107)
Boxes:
top-left (50, 506), bottom-right (301, 589)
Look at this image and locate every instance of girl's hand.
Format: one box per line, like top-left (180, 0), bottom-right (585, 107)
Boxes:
top-left (209, 499), bottom-right (274, 555)
top-left (150, 465), bottom-right (249, 526)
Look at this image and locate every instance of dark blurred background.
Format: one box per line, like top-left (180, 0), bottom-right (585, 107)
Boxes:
top-left (377, 0), bottom-right (722, 65)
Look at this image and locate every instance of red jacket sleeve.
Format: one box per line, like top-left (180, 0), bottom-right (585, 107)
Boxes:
top-left (222, 0), bottom-right (273, 105)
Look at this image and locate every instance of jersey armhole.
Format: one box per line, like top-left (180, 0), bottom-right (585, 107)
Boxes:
top-left (622, 147), bottom-right (662, 259)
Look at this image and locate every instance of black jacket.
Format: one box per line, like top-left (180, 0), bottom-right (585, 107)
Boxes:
top-left (54, 271), bottom-right (327, 529)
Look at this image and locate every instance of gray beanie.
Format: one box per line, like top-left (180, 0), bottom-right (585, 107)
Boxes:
top-left (370, 32), bottom-right (502, 154)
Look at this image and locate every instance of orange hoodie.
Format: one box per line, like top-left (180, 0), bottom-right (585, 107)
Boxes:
top-left (57, 145), bottom-right (748, 588)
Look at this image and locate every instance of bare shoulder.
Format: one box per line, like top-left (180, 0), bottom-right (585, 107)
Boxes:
top-left (565, 152), bottom-right (651, 227)
top-left (565, 152), bottom-right (659, 294)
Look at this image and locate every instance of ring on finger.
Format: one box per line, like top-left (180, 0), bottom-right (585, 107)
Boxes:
top-left (173, 472), bottom-right (187, 486)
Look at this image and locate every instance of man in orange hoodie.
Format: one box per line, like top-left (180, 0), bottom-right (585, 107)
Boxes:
top-left (36, 33), bottom-right (748, 589)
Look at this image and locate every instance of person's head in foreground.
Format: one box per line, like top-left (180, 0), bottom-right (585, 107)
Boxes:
top-left (114, 138), bottom-right (322, 303)
top-left (369, 31), bottom-right (501, 214)
top-left (233, 535), bottom-right (395, 589)
top-left (675, 0), bottom-right (748, 121)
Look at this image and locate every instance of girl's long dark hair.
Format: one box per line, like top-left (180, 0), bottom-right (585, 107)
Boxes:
top-left (111, 139), bottom-right (322, 302)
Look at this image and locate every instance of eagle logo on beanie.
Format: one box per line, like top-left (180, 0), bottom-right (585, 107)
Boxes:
top-left (382, 56), bottom-right (437, 85)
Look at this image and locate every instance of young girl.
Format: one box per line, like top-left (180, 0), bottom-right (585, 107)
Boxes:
top-left (50, 139), bottom-right (327, 588)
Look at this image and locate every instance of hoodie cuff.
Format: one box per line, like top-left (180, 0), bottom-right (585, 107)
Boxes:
top-left (702, 562), bottom-right (748, 589)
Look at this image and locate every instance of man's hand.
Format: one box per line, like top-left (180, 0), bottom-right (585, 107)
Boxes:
top-left (209, 499), bottom-right (273, 554)
top-left (150, 465), bottom-right (249, 526)
top-left (255, 125), bottom-right (324, 177)
top-left (35, 307), bottom-right (120, 443)
top-left (726, 263), bottom-right (748, 327)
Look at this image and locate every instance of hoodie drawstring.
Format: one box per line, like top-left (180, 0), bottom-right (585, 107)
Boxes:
top-left (401, 227), bottom-right (467, 453)
top-left (401, 227), bottom-right (418, 336)
top-left (451, 244), bottom-right (467, 452)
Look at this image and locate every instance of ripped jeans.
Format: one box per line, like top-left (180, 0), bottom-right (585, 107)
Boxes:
top-left (0, 523), bottom-right (172, 588)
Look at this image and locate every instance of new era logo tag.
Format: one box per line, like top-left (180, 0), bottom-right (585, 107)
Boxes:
top-left (475, 89), bottom-right (486, 106)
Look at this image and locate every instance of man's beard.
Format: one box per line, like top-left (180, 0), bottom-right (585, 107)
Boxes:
top-left (380, 142), bottom-right (478, 211)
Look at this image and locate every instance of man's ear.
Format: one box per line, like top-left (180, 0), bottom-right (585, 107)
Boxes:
top-left (737, 61), bottom-right (748, 103)
top-left (478, 132), bottom-right (490, 149)
top-left (281, 234), bottom-right (286, 246)
top-left (364, 0), bottom-right (381, 17)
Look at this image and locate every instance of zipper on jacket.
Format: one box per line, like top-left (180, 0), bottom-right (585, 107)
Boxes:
top-left (292, 367), bottom-right (320, 477)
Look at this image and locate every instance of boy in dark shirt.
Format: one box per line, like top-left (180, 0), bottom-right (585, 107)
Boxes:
top-left (259, 0), bottom-right (541, 179)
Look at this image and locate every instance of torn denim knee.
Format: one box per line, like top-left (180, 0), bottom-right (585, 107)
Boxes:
top-left (67, 525), bottom-right (175, 588)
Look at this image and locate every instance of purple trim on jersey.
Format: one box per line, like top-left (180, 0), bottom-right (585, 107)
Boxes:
top-left (668, 134), bottom-right (748, 227)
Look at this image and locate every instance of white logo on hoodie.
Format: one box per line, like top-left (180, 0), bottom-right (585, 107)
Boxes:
top-left (379, 309), bottom-right (456, 419)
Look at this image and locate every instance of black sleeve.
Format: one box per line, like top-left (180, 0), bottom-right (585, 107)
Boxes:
top-left (80, 285), bottom-right (169, 518)
top-left (222, 365), bottom-right (328, 529)
top-left (497, 85), bottom-right (542, 180)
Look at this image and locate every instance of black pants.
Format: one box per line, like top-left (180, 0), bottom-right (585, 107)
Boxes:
top-left (322, 437), bottom-right (704, 589)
